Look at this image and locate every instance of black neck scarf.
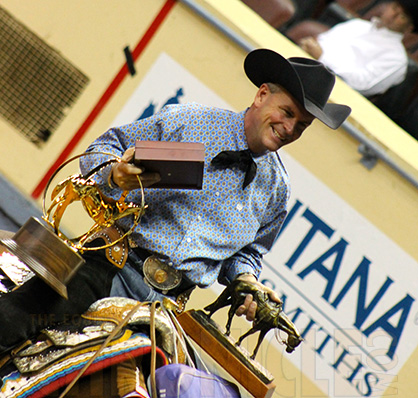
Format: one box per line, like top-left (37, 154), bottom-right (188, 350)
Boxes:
top-left (211, 149), bottom-right (257, 189)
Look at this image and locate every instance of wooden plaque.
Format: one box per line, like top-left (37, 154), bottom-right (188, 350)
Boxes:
top-left (177, 309), bottom-right (276, 398)
top-left (135, 141), bottom-right (205, 189)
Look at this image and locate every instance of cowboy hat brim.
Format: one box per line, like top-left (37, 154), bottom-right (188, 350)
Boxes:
top-left (244, 49), bottom-right (351, 129)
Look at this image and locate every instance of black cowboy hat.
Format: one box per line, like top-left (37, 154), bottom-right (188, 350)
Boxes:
top-left (397, 0), bottom-right (418, 31)
top-left (244, 49), bottom-right (351, 130)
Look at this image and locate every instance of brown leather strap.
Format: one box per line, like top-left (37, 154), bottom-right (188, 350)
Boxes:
top-left (150, 301), bottom-right (158, 398)
top-left (90, 226), bottom-right (128, 269)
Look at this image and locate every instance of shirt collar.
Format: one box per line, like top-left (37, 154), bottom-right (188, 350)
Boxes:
top-left (236, 109), bottom-right (249, 151)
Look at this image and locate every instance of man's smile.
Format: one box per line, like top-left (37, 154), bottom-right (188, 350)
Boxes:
top-left (272, 126), bottom-right (286, 142)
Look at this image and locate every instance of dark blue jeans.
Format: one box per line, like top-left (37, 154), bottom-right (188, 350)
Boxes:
top-left (110, 249), bottom-right (173, 303)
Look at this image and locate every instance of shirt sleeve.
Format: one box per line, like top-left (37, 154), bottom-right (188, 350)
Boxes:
top-left (319, 52), bottom-right (407, 97)
top-left (221, 204), bottom-right (288, 283)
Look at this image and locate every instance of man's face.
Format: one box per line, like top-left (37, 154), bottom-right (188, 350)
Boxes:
top-left (379, 2), bottom-right (413, 33)
top-left (245, 84), bottom-right (315, 154)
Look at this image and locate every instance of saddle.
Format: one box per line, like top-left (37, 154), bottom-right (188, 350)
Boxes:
top-left (0, 297), bottom-right (176, 398)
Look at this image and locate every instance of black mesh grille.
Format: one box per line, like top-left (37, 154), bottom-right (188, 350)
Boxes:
top-left (0, 6), bottom-right (89, 145)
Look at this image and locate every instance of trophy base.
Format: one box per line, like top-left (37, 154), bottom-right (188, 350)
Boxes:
top-left (177, 309), bottom-right (276, 398)
top-left (0, 217), bottom-right (85, 299)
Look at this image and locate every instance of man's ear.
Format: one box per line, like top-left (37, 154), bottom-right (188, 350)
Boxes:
top-left (254, 83), bottom-right (270, 107)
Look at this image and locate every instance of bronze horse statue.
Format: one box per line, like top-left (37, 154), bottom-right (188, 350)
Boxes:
top-left (204, 279), bottom-right (303, 359)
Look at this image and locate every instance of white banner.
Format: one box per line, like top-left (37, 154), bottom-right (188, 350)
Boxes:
top-left (261, 152), bottom-right (418, 397)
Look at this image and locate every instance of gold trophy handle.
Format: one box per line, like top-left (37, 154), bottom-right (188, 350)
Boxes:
top-left (42, 152), bottom-right (145, 252)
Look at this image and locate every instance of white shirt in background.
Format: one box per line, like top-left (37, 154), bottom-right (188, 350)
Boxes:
top-left (318, 18), bottom-right (408, 97)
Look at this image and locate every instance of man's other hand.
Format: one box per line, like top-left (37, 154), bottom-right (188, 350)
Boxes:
top-left (234, 274), bottom-right (282, 322)
top-left (111, 147), bottom-right (161, 190)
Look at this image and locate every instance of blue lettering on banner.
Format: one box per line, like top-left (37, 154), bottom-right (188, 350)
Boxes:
top-left (263, 284), bottom-right (383, 397)
top-left (261, 198), bottom-right (415, 397)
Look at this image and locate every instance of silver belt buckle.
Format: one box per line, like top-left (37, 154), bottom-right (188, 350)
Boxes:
top-left (143, 255), bottom-right (182, 294)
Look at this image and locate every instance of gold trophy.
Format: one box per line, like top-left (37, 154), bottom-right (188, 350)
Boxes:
top-left (0, 153), bottom-right (145, 299)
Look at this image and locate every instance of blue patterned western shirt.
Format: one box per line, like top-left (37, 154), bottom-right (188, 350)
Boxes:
top-left (81, 103), bottom-right (290, 287)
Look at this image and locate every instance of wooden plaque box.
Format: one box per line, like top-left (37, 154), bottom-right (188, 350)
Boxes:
top-left (134, 141), bottom-right (205, 189)
top-left (177, 310), bottom-right (276, 398)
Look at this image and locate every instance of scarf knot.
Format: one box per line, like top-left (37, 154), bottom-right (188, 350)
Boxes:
top-left (211, 149), bottom-right (257, 189)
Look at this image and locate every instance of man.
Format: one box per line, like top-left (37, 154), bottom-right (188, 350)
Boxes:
top-left (0, 49), bottom-right (350, 362)
top-left (299, 1), bottom-right (418, 97)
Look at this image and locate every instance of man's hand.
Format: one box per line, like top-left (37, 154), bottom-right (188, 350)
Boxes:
top-left (110, 147), bottom-right (161, 190)
top-left (234, 274), bottom-right (282, 322)
top-left (299, 36), bottom-right (323, 59)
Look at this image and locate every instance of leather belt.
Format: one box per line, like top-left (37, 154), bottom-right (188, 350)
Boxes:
top-left (132, 246), bottom-right (152, 262)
